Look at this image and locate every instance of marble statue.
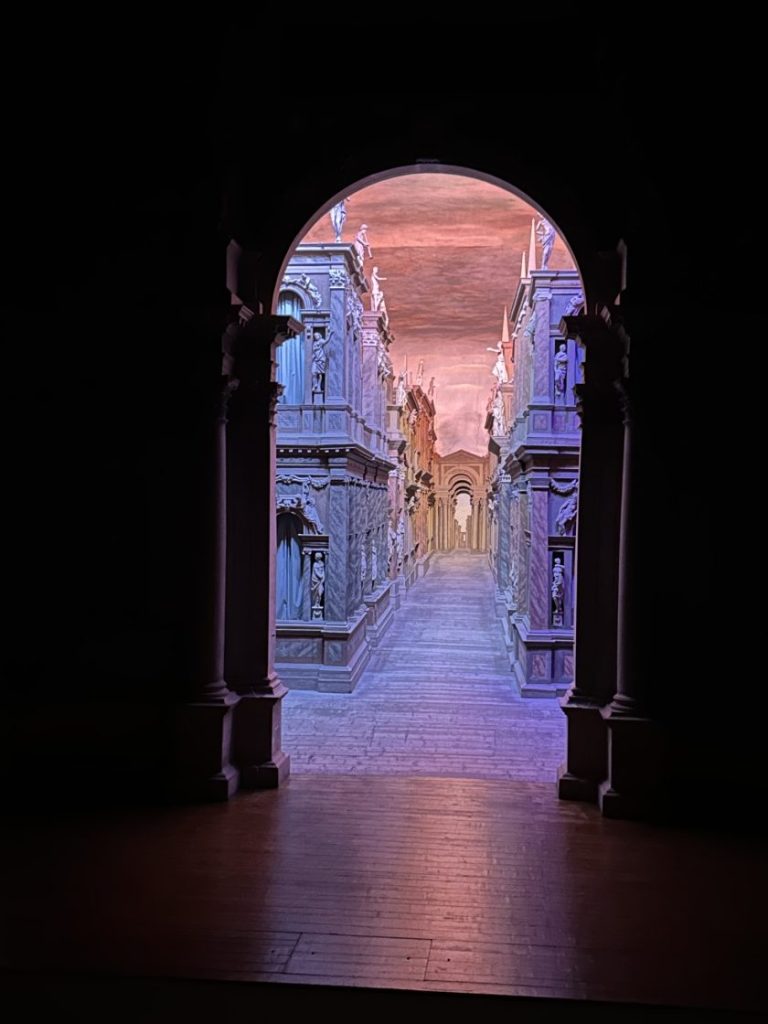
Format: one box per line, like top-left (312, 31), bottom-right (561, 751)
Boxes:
top-left (377, 341), bottom-right (393, 379)
top-left (416, 359), bottom-right (424, 387)
top-left (301, 479), bottom-right (324, 533)
top-left (492, 388), bottom-right (506, 435)
top-left (552, 557), bottom-right (565, 627)
top-left (360, 538), bottom-right (367, 585)
top-left (282, 273), bottom-right (322, 308)
top-left (555, 489), bottom-right (578, 536)
top-left (396, 371), bottom-right (407, 407)
top-left (564, 290), bottom-right (585, 316)
top-left (554, 342), bottom-right (568, 398)
top-left (354, 224), bottom-right (372, 264)
top-left (536, 217), bottom-right (556, 270)
top-left (524, 310), bottom-right (538, 342)
top-left (486, 341), bottom-right (509, 383)
top-left (311, 329), bottom-right (331, 393)
top-left (311, 552), bottom-right (325, 618)
top-left (428, 377), bottom-right (435, 400)
top-left (329, 199), bottom-right (347, 242)
top-left (370, 266), bottom-right (387, 312)
top-left (371, 540), bottom-right (378, 586)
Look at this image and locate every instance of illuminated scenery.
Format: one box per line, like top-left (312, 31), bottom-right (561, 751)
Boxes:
top-left (275, 173), bottom-right (582, 778)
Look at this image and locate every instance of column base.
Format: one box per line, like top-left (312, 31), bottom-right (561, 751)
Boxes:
top-left (557, 692), bottom-right (608, 805)
top-left (193, 764), bottom-right (241, 801)
top-left (599, 704), bottom-right (667, 820)
top-left (232, 689), bottom-right (290, 789)
top-left (597, 779), bottom-right (652, 820)
top-left (240, 750), bottom-right (291, 790)
top-left (174, 694), bottom-right (240, 802)
top-left (557, 767), bottom-right (598, 803)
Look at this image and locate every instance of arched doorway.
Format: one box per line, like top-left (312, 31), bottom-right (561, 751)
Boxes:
top-left (251, 168), bottom-right (615, 784)
top-left (211, 162), bottom-right (630, 813)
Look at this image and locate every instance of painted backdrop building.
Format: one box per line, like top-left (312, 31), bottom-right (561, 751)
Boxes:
top-left (488, 230), bottom-right (584, 697)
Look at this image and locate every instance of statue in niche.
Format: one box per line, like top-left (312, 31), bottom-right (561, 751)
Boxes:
top-left (301, 479), bottom-right (324, 533)
top-left (396, 371), bottom-right (407, 407)
top-left (486, 340), bottom-right (509, 384)
top-left (360, 538), bottom-right (367, 586)
top-left (311, 552), bottom-right (325, 619)
top-left (552, 557), bottom-right (565, 627)
top-left (354, 224), bottom-right (372, 264)
top-left (554, 342), bottom-right (568, 398)
top-left (428, 377), bottom-right (435, 400)
top-left (330, 199), bottom-right (347, 242)
top-left (555, 489), bottom-right (578, 536)
top-left (371, 540), bottom-right (378, 586)
top-left (492, 389), bottom-right (506, 435)
top-left (536, 217), bottom-right (556, 270)
top-left (370, 266), bottom-right (387, 312)
top-left (408, 408), bottom-right (418, 429)
top-left (311, 329), bottom-right (331, 393)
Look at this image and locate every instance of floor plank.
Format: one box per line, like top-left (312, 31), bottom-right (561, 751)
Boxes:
top-left (3, 775), bottom-right (766, 1013)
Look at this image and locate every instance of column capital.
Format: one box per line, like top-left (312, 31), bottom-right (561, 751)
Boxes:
top-left (561, 310), bottom-right (627, 380)
top-left (222, 310), bottom-right (302, 376)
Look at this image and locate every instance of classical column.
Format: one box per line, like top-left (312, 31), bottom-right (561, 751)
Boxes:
top-left (557, 313), bottom-right (625, 804)
top-left (174, 373), bottom-right (241, 801)
top-left (599, 375), bottom-right (664, 818)
top-left (224, 311), bottom-right (300, 788)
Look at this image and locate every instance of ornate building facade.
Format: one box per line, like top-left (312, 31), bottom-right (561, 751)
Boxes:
top-left (386, 366), bottom-right (437, 598)
top-left (488, 243), bottom-right (584, 696)
top-left (274, 242), bottom-right (441, 690)
top-left (274, 243), bottom-right (395, 692)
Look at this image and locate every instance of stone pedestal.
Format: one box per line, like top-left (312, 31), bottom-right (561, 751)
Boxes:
top-left (598, 708), bottom-right (667, 819)
top-left (557, 696), bottom-right (606, 802)
top-left (232, 693), bottom-right (290, 789)
top-left (175, 697), bottom-right (240, 801)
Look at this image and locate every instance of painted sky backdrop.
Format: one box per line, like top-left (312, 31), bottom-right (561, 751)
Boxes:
top-left (302, 174), bottom-right (575, 455)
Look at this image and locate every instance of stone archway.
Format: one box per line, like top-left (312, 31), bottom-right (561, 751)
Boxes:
top-left (434, 456), bottom-right (491, 552)
top-left (182, 163), bottom-right (646, 818)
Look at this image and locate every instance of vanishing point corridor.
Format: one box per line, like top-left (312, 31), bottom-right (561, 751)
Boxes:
top-left (284, 552), bottom-right (566, 780)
